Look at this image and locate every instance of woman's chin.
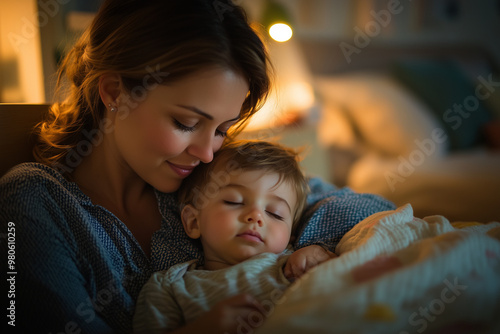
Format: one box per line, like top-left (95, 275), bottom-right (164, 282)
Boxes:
top-left (151, 177), bottom-right (182, 194)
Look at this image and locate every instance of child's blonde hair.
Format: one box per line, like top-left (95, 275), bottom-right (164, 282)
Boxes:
top-left (178, 140), bottom-right (309, 231)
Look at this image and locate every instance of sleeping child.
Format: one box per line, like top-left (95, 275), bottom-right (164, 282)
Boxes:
top-left (133, 140), bottom-right (337, 334)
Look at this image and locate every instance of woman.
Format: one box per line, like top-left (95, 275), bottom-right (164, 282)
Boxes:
top-left (0, 0), bottom-right (271, 332)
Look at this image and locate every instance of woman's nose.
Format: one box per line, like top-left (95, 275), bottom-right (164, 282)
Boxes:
top-left (186, 133), bottom-right (215, 163)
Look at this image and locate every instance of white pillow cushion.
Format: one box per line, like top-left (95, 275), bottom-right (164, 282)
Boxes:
top-left (315, 73), bottom-right (448, 158)
top-left (317, 102), bottom-right (358, 149)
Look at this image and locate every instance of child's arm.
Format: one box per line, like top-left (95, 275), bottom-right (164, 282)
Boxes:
top-left (283, 245), bottom-right (337, 281)
top-left (167, 294), bottom-right (262, 334)
top-left (135, 283), bottom-right (262, 334)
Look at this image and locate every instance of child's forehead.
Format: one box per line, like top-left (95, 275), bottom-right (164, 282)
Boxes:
top-left (229, 168), bottom-right (276, 182)
top-left (219, 168), bottom-right (290, 192)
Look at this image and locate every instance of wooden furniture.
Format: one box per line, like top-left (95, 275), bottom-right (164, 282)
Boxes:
top-left (0, 104), bottom-right (49, 176)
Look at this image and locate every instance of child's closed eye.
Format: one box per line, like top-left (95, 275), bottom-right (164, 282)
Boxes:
top-left (223, 200), bottom-right (243, 205)
top-left (266, 211), bottom-right (284, 220)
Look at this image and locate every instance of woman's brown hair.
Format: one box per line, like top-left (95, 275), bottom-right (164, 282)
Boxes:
top-left (34, 0), bottom-right (272, 171)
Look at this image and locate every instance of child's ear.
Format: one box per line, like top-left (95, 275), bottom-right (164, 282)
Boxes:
top-left (181, 204), bottom-right (201, 239)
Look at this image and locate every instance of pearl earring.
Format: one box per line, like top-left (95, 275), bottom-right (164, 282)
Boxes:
top-left (108, 103), bottom-right (116, 112)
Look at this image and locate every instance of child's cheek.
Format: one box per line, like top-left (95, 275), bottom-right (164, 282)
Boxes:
top-left (269, 230), bottom-right (290, 253)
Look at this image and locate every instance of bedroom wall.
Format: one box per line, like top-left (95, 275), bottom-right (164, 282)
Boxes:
top-left (0, 0), bottom-right (100, 103)
top-left (267, 0), bottom-right (500, 72)
top-left (0, 0), bottom-right (46, 103)
top-left (2, 0), bottom-right (499, 102)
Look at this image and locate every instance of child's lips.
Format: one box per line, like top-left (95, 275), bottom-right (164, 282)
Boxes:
top-left (237, 231), bottom-right (263, 243)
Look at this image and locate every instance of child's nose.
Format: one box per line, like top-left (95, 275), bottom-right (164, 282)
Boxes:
top-left (244, 209), bottom-right (263, 226)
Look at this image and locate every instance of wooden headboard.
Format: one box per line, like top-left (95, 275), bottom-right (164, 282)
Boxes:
top-left (0, 104), bottom-right (49, 176)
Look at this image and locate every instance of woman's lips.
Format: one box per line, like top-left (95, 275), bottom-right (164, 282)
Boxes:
top-left (167, 162), bottom-right (196, 178)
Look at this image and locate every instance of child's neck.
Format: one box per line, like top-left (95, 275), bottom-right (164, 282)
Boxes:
top-left (202, 259), bottom-right (234, 271)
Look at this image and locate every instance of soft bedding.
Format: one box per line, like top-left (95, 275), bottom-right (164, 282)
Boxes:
top-left (314, 71), bottom-right (500, 222)
top-left (348, 148), bottom-right (500, 222)
top-left (257, 204), bottom-right (500, 334)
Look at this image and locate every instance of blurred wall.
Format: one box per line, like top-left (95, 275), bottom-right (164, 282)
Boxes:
top-left (2, 0), bottom-right (499, 103)
top-left (0, 0), bottom-right (99, 103)
top-left (271, 0), bottom-right (500, 71)
top-left (0, 0), bottom-right (45, 103)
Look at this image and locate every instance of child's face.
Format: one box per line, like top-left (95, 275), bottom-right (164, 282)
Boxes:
top-left (184, 169), bottom-right (297, 268)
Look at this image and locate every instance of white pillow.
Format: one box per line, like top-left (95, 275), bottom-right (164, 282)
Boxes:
top-left (317, 103), bottom-right (358, 149)
top-left (315, 73), bottom-right (448, 158)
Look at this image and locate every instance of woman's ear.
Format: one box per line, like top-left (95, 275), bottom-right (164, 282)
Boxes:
top-left (98, 73), bottom-right (122, 110)
top-left (181, 204), bottom-right (201, 239)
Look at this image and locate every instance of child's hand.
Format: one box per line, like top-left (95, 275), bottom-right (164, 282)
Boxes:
top-left (283, 245), bottom-right (337, 282)
top-left (183, 294), bottom-right (263, 334)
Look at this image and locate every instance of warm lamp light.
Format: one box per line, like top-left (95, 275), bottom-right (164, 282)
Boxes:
top-left (244, 39), bottom-right (315, 131)
top-left (261, 0), bottom-right (293, 42)
top-left (242, 0), bottom-right (314, 132)
top-left (269, 23), bottom-right (293, 42)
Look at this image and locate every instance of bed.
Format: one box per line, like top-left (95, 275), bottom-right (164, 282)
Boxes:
top-left (299, 42), bottom-right (500, 223)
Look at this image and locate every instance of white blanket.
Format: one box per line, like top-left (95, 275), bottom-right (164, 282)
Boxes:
top-left (257, 204), bottom-right (500, 334)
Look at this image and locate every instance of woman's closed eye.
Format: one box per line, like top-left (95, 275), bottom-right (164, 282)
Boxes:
top-left (174, 118), bottom-right (228, 137)
top-left (173, 119), bottom-right (196, 132)
top-left (215, 128), bottom-right (227, 137)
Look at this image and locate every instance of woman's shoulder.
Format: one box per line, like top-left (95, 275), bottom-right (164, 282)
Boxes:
top-left (0, 162), bottom-right (89, 208)
top-left (1, 162), bottom-right (71, 195)
top-left (1, 162), bottom-right (66, 184)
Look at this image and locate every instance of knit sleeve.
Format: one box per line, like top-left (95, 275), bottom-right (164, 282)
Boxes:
top-left (0, 164), bottom-right (115, 333)
top-left (293, 177), bottom-right (396, 252)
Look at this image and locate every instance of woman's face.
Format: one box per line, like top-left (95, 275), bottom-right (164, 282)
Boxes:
top-left (113, 68), bottom-right (249, 192)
